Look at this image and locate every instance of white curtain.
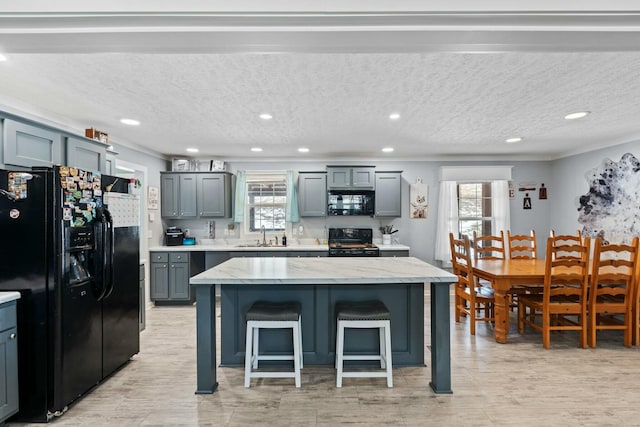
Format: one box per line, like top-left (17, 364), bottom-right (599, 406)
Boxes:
top-left (233, 170), bottom-right (246, 223)
top-left (491, 180), bottom-right (511, 236)
top-left (435, 181), bottom-right (459, 265)
top-left (285, 170), bottom-right (300, 223)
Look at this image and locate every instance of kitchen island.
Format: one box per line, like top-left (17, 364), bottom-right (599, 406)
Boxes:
top-left (190, 256), bottom-right (457, 394)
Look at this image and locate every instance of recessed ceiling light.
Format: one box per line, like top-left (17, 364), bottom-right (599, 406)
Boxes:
top-left (382, 147), bottom-right (395, 153)
top-left (0, 54), bottom-right (7, 62)
top-left (186, 148), bottom-right (199, 153)
top-left (505, 137), bottom-right (523, 143)
top-left (259, 113), bottom-right (273, 120)
top-left (389, 113), bottom-right (401, 120)
top-left (564, 111), bottom-right (590, 120)
top-left (298, 147), bottom-right (310, 153)
top-left (251, 147), bottom-right (263, 152)
top-left (120, 118), bottom-right (140, 126)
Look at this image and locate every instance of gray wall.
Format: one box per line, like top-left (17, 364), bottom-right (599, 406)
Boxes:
top-left (549, 139), bottom-right (640, 236)
top-left (165, 159), bottom-right (552, 265)
top-left (111, 143), bottom-right (169, 248)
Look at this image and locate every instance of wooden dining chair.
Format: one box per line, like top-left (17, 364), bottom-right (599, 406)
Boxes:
top-left (549, 230), bottom-right (584, 260)
top-left (450, 233), bottom-right (495, 335)
top-left (507, 230), bottom-right (539, 310)
top-left (508, 230), bottom-right (537, 259)
top-left (589, 237), bottom-right (639, 347)
top-left (518, 236), bottom-right (591, 349)
top-left (472, 230), bottom-right (506, 261)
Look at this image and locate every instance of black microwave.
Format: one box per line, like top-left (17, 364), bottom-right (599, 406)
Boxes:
top-left (327, 190), bottom-right (374, 216)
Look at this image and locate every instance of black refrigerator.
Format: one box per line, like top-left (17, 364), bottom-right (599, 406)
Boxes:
top-left (0, 166), bottom-right (140, 422)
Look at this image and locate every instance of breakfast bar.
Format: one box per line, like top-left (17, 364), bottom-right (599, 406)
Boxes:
top-left (190, 256), bottom-right (457, 394)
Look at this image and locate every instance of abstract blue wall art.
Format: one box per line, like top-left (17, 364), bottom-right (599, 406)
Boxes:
top-left (577, 152), bottom-right (640, 244)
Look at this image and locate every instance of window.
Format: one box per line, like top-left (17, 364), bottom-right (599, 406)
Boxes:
top-left (457, 182), bottom-right (493, 237)
top-left (246, 173), bottom-right (287, 232)
top-left (435, 166), bottom-right (511, 265)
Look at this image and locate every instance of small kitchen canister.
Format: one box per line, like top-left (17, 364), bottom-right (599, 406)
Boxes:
top-left (382, 234), bottom-right (391, 245)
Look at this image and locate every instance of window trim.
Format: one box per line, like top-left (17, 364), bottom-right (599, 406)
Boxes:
top-left (243, 171), bottom-right (288, 235)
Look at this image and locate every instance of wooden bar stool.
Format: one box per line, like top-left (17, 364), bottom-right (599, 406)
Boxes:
top-left (335, 300), bottom-right (393, 388)
top-left (244, 301), bottom-right (303, 388)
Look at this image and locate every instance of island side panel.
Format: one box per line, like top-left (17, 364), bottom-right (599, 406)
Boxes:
top-left (429, 281), bottom-right (454, 394)
top-left (194, 284), bottom-right (218, 394)
top-left (221, 284), bottom-right (323, 364)
top-left (220, 283), bottom-right (424, 366)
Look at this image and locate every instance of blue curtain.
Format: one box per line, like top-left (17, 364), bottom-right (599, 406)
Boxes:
top-left (285, 170), bottom-right (300, 223)
top-left (233, 170), bottom-right (246, 223)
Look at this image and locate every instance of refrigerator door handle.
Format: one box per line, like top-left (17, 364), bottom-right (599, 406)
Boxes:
top-left (97, 218), bottom-right (108, 301)
top-left (103, 208), bottom-right (116, 299)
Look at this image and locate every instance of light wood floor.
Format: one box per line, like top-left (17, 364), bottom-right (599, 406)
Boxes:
top-left (11, 291), bottom-right (640, 427)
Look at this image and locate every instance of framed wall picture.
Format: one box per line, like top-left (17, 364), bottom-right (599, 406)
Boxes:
top-left (148, 186), bottom-right (159, 210)
top-left (410, 179), bottom-right (428, 219)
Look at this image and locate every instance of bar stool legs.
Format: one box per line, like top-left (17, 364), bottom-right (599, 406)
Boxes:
top-left (335, 301), bottom-right (393, 388)
top-left (244, 301), bottom-right (303, 388)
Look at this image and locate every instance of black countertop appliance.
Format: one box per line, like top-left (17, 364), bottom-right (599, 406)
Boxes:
top-left (0, 166), bottom-right (140, 422)
top-left (165, 227), bottom-right (185, 246)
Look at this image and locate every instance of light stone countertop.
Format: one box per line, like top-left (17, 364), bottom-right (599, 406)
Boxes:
top-left (0, 291), bottom-right (21, 304)
top-left (149, 244), bottom-right (329, 252)
top-left (149, 243), bottom-right (410, 252)
top-left (190, 256), bottom-right (456, 285)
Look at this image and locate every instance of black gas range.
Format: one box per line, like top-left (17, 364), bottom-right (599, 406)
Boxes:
top-left (328, 228), bottom-right (380, 257)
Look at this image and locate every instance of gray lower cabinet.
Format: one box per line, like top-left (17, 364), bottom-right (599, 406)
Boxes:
top-left (374, 171), bottom-right (402, 217)
top-left (229, 250), bottom-right (328, 258)
top-left (380, 250), bottom-right (409, 257)
top-left (150, 252), bottom-right (205, 304)
top-left (0, 300), bottom-right (19, 423)
top-left (2, 119), bottom-right (63, 168)
top-left (205, 252), bottom-right (231, 270)
top-left (65, 136), bottom-right (107, 173)
top-left (298, 172), bottom-right (327, 216)
top-left (161, 173), bottom-right (197, 219)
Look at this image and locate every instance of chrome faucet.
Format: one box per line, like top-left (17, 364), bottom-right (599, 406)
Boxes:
top-left (261, 225), bottom-right (267, 246)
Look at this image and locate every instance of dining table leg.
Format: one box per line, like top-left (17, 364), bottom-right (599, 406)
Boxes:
top-left (493, 279), bottom-right (510, 343)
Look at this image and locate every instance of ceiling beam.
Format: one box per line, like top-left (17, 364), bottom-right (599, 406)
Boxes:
top-left (2, 12), bottom-right (640, 53)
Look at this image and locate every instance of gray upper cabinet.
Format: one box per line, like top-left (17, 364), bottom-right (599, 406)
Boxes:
top-left (105, 152), bottom-right (116, 175)
top-left (374, 171), bottom-right (402, 217)
top-left (162, 172), bottom-right (232, 219)
top-left (161, 174), bottom-right (180, 218)
top-left (66, 136), bottom-right (107, 173)
top-left (298, 172), bottom-right (327, 216)
top-left (327, 166), bottom-right (375, 190)
top-left (197, 173), bottom-right (232, 218)
top-left (161, 173), bottom-right (197, 218)
top-left (3, 119), bottom-right (63, 168)
top-left (179, 175), bottom-right (198, 217)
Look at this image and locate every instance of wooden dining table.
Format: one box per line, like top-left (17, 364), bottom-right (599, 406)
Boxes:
top-left (472, 258), bottom-right (546, 343)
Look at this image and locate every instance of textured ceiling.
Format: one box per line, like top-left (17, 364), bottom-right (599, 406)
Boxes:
top-left (1, 12), bottom-right (640, 161)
